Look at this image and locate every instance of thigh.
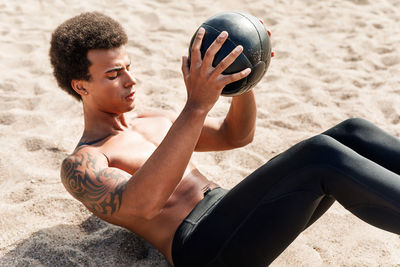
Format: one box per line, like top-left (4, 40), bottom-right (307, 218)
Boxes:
top-left (208, 136), bottom-right (400, 266)
top-left (174, 137), bottom-right (330, 266)
top-left (174, 134), bottom-right (400, 266)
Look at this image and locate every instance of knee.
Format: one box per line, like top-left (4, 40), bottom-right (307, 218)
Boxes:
top-left (276, 134), bottom-right (346, 168)
top-left (304, 134), bottom-right (336, 148)
top-left (299, 134), bottom-right (341, 159)
top-left (336, 117), bottom-right (374, 135)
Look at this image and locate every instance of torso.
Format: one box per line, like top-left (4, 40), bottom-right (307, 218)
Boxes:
top-left (75, 113), bottom-right (217, 264)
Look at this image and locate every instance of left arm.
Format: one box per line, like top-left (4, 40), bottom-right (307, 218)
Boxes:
top-left (150, 89), bottom-right (257, 151)
top-left (195, 89), bottom-right (257, 151)
top-left (188, 26), bottom-right (272, 151)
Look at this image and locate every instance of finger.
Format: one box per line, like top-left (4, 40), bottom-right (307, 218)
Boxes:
top-left (202, 31), bottom-right (228, 68)
top-left (181, 56), bottom-right (191, 90)
top-left (190, 27), bottom-right (206, 67)
top-left (220, 68), bottom-right (251, 86)
top-left (211, 45), bottom-right (243, 78)
top-left (181, 56), bottom-right (189, 78)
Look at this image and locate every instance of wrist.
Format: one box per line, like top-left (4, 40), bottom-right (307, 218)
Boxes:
top-left (183, 101), bottom-right (211, 117)
top-left (232, 88), bottom-right (254, 99)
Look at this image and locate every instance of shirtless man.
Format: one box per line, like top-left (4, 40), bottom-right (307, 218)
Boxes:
top-left (51, 11), bottom-right (256, 264)
top-left (51, 12), bottom-right (400, 267)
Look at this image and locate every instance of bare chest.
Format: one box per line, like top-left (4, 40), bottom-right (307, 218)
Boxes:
top-left (100, 116), bottom-right (172, 174)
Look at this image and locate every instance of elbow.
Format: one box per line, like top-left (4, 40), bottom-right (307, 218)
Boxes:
top-left (230, 132), bottom-right (255, 148)
top-left (244, 131), bottom-right (255, 146)
top-left (237, 136), bottom-right (254, 148)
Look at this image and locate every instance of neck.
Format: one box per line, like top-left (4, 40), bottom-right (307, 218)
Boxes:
top-left (81, 103), bottom-right (129, 141)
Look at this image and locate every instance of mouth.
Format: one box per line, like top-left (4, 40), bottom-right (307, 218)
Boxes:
top-left (126, 91), bottom-right (135, 100)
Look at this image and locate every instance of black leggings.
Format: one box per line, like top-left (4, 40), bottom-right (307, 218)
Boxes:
top-left (171, 118), bottom-right (400, 267)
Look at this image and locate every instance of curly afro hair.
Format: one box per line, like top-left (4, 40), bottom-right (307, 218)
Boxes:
top-left (49, 12), bottom-right (128, 101)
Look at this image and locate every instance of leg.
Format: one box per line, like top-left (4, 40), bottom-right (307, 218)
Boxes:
top-left (307, 117), bottom-right (400, 227)
top-left (323, 118), bottom-right (400, 174)
top-left (172, 135), bottom-right (400, 267)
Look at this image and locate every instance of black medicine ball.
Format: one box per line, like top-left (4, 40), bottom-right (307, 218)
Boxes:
top-left (189, 11), bottom-right (272, 96)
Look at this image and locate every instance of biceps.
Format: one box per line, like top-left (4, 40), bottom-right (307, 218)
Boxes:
top-left (82, 170), bottom-right (127, 215)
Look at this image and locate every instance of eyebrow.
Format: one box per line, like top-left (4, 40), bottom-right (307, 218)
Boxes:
top-left (105, 67), bottom-right (123, 74)
top-left (104, 60), bottom-right (132, 74)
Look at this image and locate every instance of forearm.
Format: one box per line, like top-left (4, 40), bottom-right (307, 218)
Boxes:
top-left (223, 89), bottom-right (257, 146)
top-left (124, 105), bottom-right (208, 218)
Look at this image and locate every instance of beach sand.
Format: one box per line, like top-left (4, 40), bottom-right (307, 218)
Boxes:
top-left (0, 0), bottom-right (399, 266)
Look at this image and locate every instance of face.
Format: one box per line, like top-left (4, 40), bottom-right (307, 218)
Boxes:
top-left (82, 46), bottom-right (137, 114)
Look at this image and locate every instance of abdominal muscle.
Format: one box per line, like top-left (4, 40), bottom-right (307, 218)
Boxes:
top-left (100, 165), bottom-right (214, 265)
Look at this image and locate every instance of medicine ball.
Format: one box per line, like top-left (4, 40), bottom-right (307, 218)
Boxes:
top-left (188, 11), bottom-right (272, 96)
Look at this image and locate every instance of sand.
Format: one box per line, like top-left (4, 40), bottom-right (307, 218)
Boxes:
top-left (0, 0), bottom-right (399, 266)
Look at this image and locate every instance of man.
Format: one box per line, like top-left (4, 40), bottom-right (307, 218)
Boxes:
top-left (51, 11), bottom-right (255, 264)
top-left (51, 12), bottom-right (400, 267)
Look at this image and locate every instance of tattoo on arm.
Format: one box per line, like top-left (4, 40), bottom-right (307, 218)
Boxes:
top-left (61, 152), bottom-right (128, 216)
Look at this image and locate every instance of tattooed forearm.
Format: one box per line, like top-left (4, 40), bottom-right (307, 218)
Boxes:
top-left (61, 153), bottom-right (128, 216)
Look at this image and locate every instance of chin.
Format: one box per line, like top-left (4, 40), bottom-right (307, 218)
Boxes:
top-left (119, 98), bottom-right (136, 111)
top-left (127, 101), bottom-right (136, 110)
top-left (122, 103), bottom-right (135, 113)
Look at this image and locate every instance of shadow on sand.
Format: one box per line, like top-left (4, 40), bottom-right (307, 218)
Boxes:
top-left (0, 215), bottom-right (170, 266)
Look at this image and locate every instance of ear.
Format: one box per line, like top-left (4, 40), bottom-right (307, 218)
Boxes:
top-left (71, 80), bottom-right (88, 96)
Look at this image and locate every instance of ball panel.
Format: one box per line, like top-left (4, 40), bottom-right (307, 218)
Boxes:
top-left (200, 25), bottom-right (252, 73)
top-left (204, 12), bottom-right (264, 66)
top-left (247, 61), bottom-right (266, 87)
top-left (235, 12), bottom-right (271, 62)
top-left (221, 76), bottom-right (249, 96)
top-left (216, 41), bottom-right (252, 74)
top-left (189, 25), bottom-right (252, 73)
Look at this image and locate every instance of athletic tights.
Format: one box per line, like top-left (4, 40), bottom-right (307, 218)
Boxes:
top-left (171, 118), bottom-right (400, 267)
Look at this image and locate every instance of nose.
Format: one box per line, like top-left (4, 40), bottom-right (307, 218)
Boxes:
top-left (124, 69), bottom-right (137, 88)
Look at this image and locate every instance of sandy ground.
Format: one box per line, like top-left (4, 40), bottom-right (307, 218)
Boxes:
top-left (0, 0), bottom-right (399, 266)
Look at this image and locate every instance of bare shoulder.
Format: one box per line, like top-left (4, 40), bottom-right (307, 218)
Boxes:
top-left (60, 147), bottom-right (130, 216)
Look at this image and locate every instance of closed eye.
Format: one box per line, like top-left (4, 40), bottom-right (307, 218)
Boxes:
top-left (107, 71), bottom-right (120, 80)
top-left (105, 62), bottom-right (131, 80)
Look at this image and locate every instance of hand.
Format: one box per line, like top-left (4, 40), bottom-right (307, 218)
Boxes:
top-left (181, 27), bottom-right (251, 112)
